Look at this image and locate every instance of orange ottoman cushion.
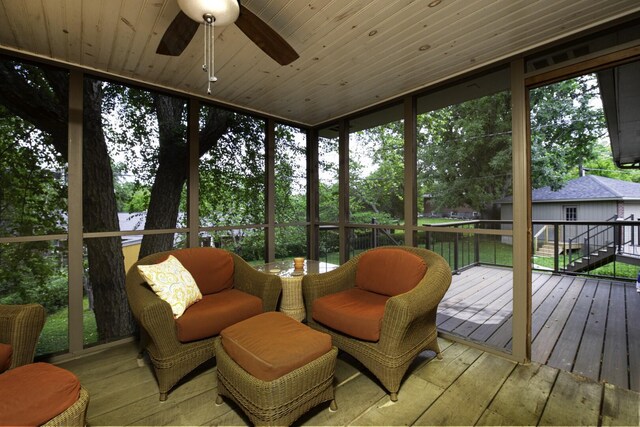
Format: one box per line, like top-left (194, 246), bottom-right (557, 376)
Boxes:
top-left (221, 312), bottom-right (332, 381)
top-left (312, 288), bottom-right (389, 341)
top-left (0, 343), bottom-right (12, 372)
top-left (0, 362), bottom-right (81, 426)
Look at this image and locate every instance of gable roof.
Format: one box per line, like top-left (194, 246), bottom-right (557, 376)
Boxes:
top-left (501, 175), bottom-right (640, 203)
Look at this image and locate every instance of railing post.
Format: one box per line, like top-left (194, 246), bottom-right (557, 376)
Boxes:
top-left (454, 231), bottom-right (459, 272)
top-left (474, 230), bottom-right (480, 265)
top-left (554, 224), bottom-right (559, 273)
top-left (371, 218), bottom-right (378, 248)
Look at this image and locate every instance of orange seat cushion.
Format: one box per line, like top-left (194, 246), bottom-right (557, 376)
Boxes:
top-left (0, 362), bottom-right (80, 426)
top-left (168, 247), bottom-right (235, 295)
top-left (220, 312), bottom-right (332, 381)
top-left (175, 289), bottom-right (263, 342)
top-left (312, 288), bottom-right (389, 341)
top-left (355, 248), bottom-right (427, 296)
top-left (0, 343), bottom-right (12, 372)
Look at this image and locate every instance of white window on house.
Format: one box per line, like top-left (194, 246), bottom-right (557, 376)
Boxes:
top-left (565, 205), bottom-right (578, 221)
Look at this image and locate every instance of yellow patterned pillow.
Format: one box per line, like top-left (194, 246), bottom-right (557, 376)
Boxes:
top-left (137, 255), bottom-right (202, 318)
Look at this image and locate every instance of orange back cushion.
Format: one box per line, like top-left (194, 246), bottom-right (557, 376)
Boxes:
top-left (169, 247), bottom-right (235, 295)
top-left (355, 248), bottom-right (427, 296)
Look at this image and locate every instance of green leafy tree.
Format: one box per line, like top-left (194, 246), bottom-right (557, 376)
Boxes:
top-left (418, 91), bottom-right (512, 216)
top-left (0, 106), bottom-right (67, 313)
top-left (0, 61), bottom-right (240, 341)
top-left (574, 142), bottom-right (640, 182)
top-left (350, 121), bottom-right (405, 222)
top-left (318, 136), bottom-right (339, 222)
top-left (530, 75), bottom-right (605, 189)
top-left (414, 75), bottom-right (605, 216)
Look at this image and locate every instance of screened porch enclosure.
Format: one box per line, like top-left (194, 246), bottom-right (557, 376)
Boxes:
top-left (2, 4), bottom-right (640, 419)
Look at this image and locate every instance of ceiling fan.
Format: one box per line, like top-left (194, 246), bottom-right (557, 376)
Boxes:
top-left (156, 0), bottom-right (299, 66)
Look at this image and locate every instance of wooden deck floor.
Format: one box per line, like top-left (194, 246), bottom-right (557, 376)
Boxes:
top-left (58, 338), bottom-right (639, 426)
top-left (439, 266), bottom-right (640, 393)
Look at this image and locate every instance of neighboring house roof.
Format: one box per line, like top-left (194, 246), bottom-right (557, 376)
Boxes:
top-left (500, 175), bottom-right (640, 203)
top-left (119, 212), bottom-right (146, 247)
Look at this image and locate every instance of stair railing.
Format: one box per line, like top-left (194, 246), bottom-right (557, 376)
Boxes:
top-left (533, 224), bottom-right (549, 255)
top-left (567, 214), bottom-right (618, 267)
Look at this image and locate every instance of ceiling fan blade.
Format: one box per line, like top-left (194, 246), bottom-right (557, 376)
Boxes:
top-left (157, 11), bottom-right (200, 56)
top-left (235, 5), bottom-right (299, 66)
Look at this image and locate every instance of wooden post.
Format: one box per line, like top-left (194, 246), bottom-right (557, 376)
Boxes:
top-left (67, 69), bottom-right (83, 354)
top-left (265, 118), bottom-right (276, 262)
top-left (511, 58), bottom-right (532, 363)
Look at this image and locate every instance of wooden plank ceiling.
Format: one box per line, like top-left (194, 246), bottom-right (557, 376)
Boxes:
top-left (0, 0), bottom-right (639, 126)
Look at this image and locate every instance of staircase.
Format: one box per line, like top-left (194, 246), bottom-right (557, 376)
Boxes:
top-left (535, 243), bottom-right (561, 256)
top-left (566, 244), bottom-right (617, 273)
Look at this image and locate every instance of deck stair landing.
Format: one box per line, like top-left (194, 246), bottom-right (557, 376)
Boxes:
top-left (534, 243), bottom-right (581, 257)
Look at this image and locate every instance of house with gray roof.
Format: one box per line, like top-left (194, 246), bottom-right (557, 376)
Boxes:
top-left (500, 174), bottom-right (640, 245)
top-left (502, 174), bottom-right (640, 220)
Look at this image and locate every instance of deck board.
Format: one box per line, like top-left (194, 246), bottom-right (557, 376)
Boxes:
top-left (532, 276), bottom-right (584, 361)
top-left (54, 336), bottom-right (638, 426)
top-left (413, 353), bottom-right (516, 426)
top-left (601, 282), bottom-right (629, 389)
top-left (573, 280), bottom-right (610, 379)
top-left (531, 275), bottom-right (576, 340)
top-left (438, 272), bottom-right (513, 332)
top-left (625, 284), bottom-right (640, 391)
top-left (546, 278), bottom-right (593, 372)
top-left (442, 266), bottom-right (638, 393)
top-left (602, 383), bottom-right (640, 426)
top-left (476, 363), bottom-right (557, 426)
top-left (539, 370), bottom-right (603, 426)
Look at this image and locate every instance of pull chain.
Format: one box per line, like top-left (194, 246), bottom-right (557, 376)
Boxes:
top-left (203, 14), bottom-right (217, 94)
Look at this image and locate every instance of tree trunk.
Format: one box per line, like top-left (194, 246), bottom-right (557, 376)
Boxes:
top-left (83, 81), bottom-right (134, 339)
top-left (0, 64), bottom-right (134, 341)
top-left (139, 98), bottom-right (231, 258)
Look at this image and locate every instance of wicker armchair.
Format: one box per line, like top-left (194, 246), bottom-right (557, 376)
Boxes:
top-left (302, 246), bottom-right (451, 401)
top-left (0, 303), bottom-right (46, 371)
top-left (126, 247), bottom-right (281, 401)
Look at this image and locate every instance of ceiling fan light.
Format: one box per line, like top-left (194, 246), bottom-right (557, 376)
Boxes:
top-left (177, 0), bottom-right (240, 26)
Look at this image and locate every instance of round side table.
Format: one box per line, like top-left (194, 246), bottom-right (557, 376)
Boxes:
top-left (255, 260), bottom-right (337, 321)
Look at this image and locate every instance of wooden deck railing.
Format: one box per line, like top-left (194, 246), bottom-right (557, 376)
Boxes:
top-left (318, 218), bottom-right (640, 281)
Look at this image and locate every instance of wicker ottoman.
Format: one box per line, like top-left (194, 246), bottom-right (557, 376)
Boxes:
top-left (214, 312), bottom-right (337, 426)
top-left (0, 362), bottom-right (89, 426)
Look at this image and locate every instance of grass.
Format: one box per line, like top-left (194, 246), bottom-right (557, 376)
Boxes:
top-left (532, 253), bottom-right (638, 280)
top-left (36, 297), bottom-right (97, 356)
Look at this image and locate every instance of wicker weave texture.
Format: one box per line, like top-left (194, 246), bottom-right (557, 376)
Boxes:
top-left (214, 338), bottom-right (337, 426)
top-left (279, 276), bottom-right (305, 321)
top-left (43, 386), bottom-right (89, 427)
top-left (125, 248), bottom-right (282, 400)
top-left (302, 246), bottom-right (452, 399)
top-left (0, 303), bottom-right (46, 370)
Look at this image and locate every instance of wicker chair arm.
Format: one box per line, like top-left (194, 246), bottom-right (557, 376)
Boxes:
top-left (378, 251), bottom-right (452, 348)
top-left (231, 254), bottom-right (282, 312)
top-left (0, 303), bottom-right (46, 368)
top-left (125, 256), bottom-right (182, 356)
